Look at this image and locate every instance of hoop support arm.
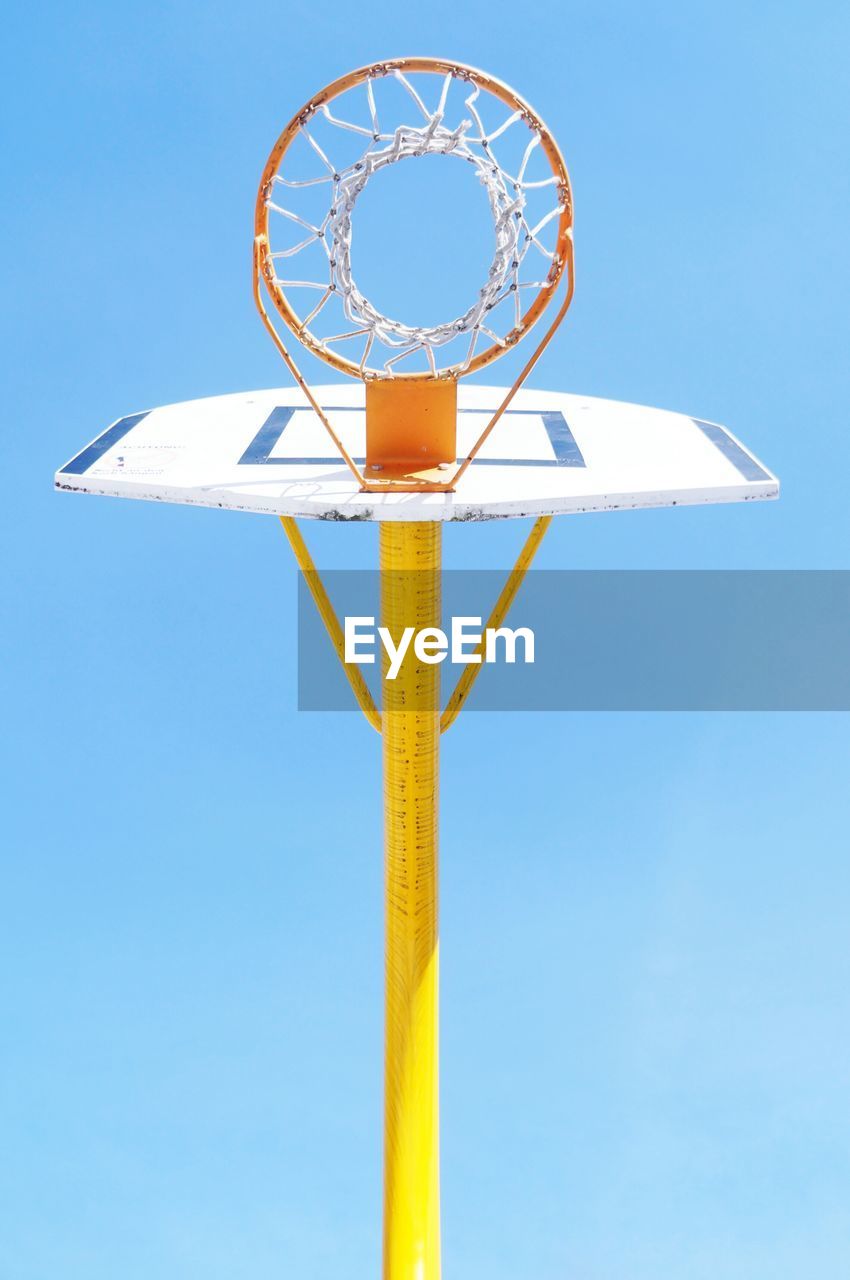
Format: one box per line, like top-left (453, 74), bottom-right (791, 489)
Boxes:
top-left (254, 240), bottom-right (367, 489)
top-left (450, 237), bottom-right (574, 486)
top-left (255, 231), bottom-right (573, 497)
top-left (279, 515), bottom-right (382, 732)
top-left (440, 514), bottom-right (552, 732)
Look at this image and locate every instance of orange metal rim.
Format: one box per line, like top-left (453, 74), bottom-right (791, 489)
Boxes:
top-left (254, 57), bottom-right (574, 381)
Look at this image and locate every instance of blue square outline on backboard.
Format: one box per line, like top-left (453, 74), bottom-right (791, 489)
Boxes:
top-left (237, 406), bottom-right (587, 469)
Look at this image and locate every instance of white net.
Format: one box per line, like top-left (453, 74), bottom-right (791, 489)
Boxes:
top-left (263, 67), bottom-right (570, 377)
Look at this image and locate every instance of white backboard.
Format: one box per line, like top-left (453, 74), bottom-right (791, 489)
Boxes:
top-left (56, 384), bottom-right (778, 522)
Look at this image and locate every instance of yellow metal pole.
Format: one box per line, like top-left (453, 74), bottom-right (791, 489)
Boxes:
top-left (380, 521), bottom-right (442, 1280)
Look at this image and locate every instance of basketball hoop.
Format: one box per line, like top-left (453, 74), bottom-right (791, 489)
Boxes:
top-left (253, 58), bottom-right (575, 490)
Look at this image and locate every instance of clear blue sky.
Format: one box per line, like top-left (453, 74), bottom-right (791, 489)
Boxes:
top-left (3, 2), bottom-right (850, 1277)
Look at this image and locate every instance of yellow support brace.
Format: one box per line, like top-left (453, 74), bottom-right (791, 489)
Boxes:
top-left (380, 521), bottom-right (442, 1280)
top-left (440, 515), bottom-right (552, 732)
top-left (279, 516), bottom-right (381, 732)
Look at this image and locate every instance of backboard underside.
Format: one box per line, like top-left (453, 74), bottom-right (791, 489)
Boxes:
top-left (56, 385), bottom-right (778, 522)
